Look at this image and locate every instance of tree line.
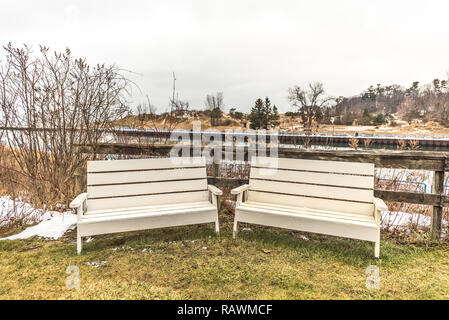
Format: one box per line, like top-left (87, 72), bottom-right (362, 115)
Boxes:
top-left (234, 76), bottom-right (449, 130)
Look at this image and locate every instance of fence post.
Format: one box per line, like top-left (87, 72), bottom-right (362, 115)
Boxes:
top-left (431, 169), bottom-right (444, 240)
top-left (73, 166), bottom-right (85, 196)
top-left (213, 161), bottom-right (221, 212)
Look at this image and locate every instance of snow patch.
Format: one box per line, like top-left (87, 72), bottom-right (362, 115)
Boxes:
top-left (381, 211), bottom-right (447, 230)
top-left (0, 196), bottom-right (77, 240)
top-left (86, 261), bottom-right (107, 268)
top-left (0, 196), bottom-right (46, 226)
top-left (1, 212), bottom-right (77, 240)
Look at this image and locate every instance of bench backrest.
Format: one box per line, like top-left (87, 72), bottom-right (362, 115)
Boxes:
top-left (86, 157), bottom-right (208, 213)
top-left (248, 157), bottom-right (375, 216)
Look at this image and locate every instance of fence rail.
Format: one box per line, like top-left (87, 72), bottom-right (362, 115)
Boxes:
top-left (6, 126), bottom-right (449, 147)
top-left (78, 143), bottom-right (449, 240)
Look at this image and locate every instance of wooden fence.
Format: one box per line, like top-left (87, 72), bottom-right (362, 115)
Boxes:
top-left (78, 143), bottom-right (449, 240)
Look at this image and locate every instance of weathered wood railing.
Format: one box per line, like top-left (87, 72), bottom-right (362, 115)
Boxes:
top-left (78, 143), bottom-right (449, 240)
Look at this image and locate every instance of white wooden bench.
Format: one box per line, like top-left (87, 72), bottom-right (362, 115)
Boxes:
top-left (232, 157), bottom-right (387, 258)
top-left (70, 157), bottom-right (221, 254)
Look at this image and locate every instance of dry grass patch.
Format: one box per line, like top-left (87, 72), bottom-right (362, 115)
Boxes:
top-left (1, 215), bottom-right (449, 300)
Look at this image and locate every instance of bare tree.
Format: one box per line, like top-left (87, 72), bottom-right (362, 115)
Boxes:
top-left (288, 82), bottom-right (333, 147)
top-left (205, 92), bottom-right (224, 126)
top-left (399, 78), bottom-right (449, 125)
top-left (170, 96), bottom-right (190, 116)
top-left (0, 43), bottom-right (131, 209)
top-left (154, 96), bottom-right (189, 143)
top-left (127, 94), bottom-right (189, 145)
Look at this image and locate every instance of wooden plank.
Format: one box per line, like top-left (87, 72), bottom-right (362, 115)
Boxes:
top-left (431, 171), bottom-right (444, 240)
top-left (77, 143), bottom-right (174, 156)
top-left (247, 191), bottom-right (374, 215)
top-left (240, 201), bottom-right (375, 223)
top-left (249, 179), bottom-right (373, 203)
top-left (86, 201), bottom-right (214, 216)
top-left (87, 157), bottom-right (205, 173)
top-left (212, 161), bottom-right (222, 212)
top-left (82, 204), bottom-right (215, 223)
top-left (87, 179), bottom-right (207, 198)
top-left (273, 149), bottom-right (446, 171)
top-left (373, 190), bottom-right (441, 206)
top-left (87, 191), bottom-right (209, 211)
top-left (80, 144), bottom-right (449, 171)
top-left (250, 167), bottom-right (374, 189)
top-left (252, 156), bottom-right (374, 175)
top-left (235, 209), bottom-right (378, 242)
top-left (87, 167), bottom-right (205, 185)
top-left (78, 209), bottom-right (216, 237)
top-left (213, 162), bottom-right (221, 177)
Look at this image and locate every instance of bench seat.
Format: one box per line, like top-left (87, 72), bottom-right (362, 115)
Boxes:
top-left (83, 201), bottom-right (217, 219)
top-left (78, 201), bottom-right (217, 237)
top-left (236, 201), bottom-right (378, 242)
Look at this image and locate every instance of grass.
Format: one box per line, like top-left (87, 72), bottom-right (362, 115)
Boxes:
top-left (1, 213), bottom-right (449, 300)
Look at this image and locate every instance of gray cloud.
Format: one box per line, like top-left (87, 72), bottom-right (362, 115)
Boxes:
top-left (1, 0), bottom-right (448, 112)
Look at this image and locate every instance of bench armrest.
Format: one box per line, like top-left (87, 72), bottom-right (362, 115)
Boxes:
top-left (231, 184), bottom-right (250, 195)
top-left (70, 193), bottom-right (88, 209)
top-left (208, 185), bottom-right (223, 196)
top-left (373, 197), bottom-right (388, 212)
top-left (373, 197), bottom-right (387, 225)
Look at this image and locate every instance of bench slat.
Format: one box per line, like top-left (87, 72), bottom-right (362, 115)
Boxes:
top-left (80, 203), bottom-right (215, 223)
top-left (252, 157), bottom-right (374, 175)
top-left (250, 167), bottom-right (373, 189)
top-left (87, 190), bottom-right (209, 211)
top-left (87, 157), bottom-right (205, 173)
top-left (241, 201), bottom-right (375, 223)
top-left (249, 179), bottom-right (373, 203)
top-left (248, 191), bottom-right (373, 215)
top-left (87, 179), bottom-right (207, 199)
top-left (86, 201), bottom-right (214, 217)
top-left (88, 167), bottom-right (205, 185)
top-left (78, 209), bottom-right (217, 237)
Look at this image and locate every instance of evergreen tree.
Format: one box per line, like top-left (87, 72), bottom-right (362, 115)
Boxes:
top-left (373, 113), bottom-right (387, 125)
top-left (270, 105), bottom-right (280, 127)
top-left (362, 107), bottom-right (372, 124)
top-left (249, 98), bottom-right (265, 129)
top-left (249, 97), bottom-right (280, 129)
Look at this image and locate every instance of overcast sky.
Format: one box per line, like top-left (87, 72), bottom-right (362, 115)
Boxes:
top-left (1, 0), bottom-right (449, 113)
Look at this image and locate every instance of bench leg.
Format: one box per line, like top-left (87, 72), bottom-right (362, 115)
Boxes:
top-left (215, 214), bottom-right (220, 233)
top-left (77, 233), bottom-right (82, 255)
top-left (374, 240), bottom-right (380, 259)
top-left (374, 224), bottom-right (381, 258)
top-left (233, 220), bottom-right (238, 239)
